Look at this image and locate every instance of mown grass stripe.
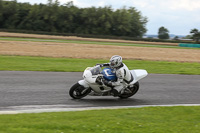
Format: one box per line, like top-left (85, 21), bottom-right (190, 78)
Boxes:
top-left (0, 37), bottom-right (186, 49)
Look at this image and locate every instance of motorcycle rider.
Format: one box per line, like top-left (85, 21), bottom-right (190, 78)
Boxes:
top-left (98, 55), bottom-right (133, 96)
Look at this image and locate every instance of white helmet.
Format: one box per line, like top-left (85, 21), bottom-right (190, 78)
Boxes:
top-left (110, 55), bottom-right (122, 68)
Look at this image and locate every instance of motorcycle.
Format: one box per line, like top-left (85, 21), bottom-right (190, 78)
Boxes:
top-left (69, 65), bottom-right (148, 99)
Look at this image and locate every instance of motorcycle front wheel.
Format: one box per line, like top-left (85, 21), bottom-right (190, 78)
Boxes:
top-left (119, 82), bottom-right (139, 99)
top-left (69, 83), bottom-right (91, 99)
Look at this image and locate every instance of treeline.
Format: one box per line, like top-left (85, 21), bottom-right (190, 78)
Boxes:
top-left (0, 0), bottom-right (148, 37)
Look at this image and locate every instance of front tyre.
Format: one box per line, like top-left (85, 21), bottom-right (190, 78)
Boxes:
top-left (119, 82), bottom-right (139, 99)
top-left (69, 83), bottom-right (91, 99)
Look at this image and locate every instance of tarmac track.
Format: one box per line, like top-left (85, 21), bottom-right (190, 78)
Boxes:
top-left (0, 71), bottom-right (200, 113)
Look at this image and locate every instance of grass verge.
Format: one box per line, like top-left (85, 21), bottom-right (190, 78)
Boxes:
top-left (0, 106), bottom-right (200, 133)
top-left (0, 55), bottom-right (200, 75)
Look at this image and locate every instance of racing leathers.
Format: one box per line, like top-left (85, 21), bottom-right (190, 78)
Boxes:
top-left (100, 63), bottom-right (133, 95)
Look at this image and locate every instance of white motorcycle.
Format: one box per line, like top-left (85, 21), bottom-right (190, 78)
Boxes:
top-left (69, 65), bottom-right (148, 99)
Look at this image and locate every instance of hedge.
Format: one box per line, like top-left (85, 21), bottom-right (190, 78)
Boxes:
top-left (0, 29), bottom-right (196, 44)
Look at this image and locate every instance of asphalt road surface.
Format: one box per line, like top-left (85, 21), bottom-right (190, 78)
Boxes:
top-left (0, 71), bottom-right (200, 111)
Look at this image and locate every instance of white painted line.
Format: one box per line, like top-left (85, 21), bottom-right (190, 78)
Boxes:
top-left (0, 111), bottom-right (19, 114)
top-left (1, 104), bottom-right (200, 114)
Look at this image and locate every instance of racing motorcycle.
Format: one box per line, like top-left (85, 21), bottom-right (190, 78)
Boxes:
top-left (69, 65), bottom-right (148, 99)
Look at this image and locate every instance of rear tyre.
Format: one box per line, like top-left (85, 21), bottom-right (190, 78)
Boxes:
top-left (119, 82), bottom-right (139, 99)
top-left (69, 83), bottom-right (91, 99)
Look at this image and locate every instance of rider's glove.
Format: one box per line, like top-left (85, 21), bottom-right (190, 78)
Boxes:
top-left (96, 63), bottom-right (110, 67)
top-left (96, 63), bottom-right (103, 67)
top-left (103, 79), bottom-right (113, 87)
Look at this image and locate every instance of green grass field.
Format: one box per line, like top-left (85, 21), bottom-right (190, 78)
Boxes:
top-left (0, 55), bottom-right (200, 75)
top-left (0, 106), bottom-right (200, 133)
top-left (0, 36), bottom-right (188, 49)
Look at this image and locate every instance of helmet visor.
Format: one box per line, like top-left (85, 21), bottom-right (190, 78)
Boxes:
top-left (110, 62), bottom-right (115, 67)
top-left (110, 60), bottom-right (117, 67)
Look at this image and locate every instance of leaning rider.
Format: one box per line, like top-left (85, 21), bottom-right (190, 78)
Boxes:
top-left (98, 55), bottom-right (133, 96)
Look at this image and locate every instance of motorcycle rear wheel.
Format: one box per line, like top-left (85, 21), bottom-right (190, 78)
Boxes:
top-left (69, 83), bottom-right (91, 99)
top-left (119, 82), bottom-right (139, 99)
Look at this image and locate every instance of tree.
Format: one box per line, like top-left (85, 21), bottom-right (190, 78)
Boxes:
top-left (128, 7), bottom-right (148, 37)
top-left (0, 0), bottom-right (3, 27)
top-left (190, 28), bottom-right (200, 43)
top-left (0, 0), bottom-right (18, 28)
top-left (15, 3), bottom-right (32, 29)
top-left (0, 0), bottom-right (148, 37)
top-left (158, 26), bottom-right (169, 39)
top-left (184, 35), bottom-right (192, 39)
top-left (111, 8), bottom-right (131, 36)
top-left (173, 36), bottom-right (179, 40)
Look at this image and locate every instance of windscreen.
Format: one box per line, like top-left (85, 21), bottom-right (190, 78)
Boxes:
top-left (90, 66), bottom-right (102, 75)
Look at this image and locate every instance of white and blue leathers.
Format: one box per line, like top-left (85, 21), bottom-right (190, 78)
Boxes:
top-left (102, 63), bottom-right (133, 93)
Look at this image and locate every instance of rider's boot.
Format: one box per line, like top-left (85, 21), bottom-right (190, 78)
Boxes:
top-left (110, 89), bottom-right (120, 96)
